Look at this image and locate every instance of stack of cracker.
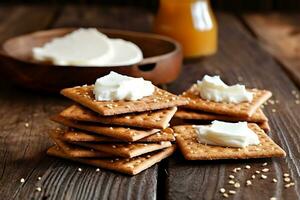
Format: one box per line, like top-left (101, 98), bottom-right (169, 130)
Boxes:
top-left (172, 81), bottom-right (286, 161)
top-left (174, 84), bottom-right (272, 132)
top-left (47, 84), bottom-right (188, 175)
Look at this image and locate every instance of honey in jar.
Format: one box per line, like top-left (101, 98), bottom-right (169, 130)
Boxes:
top-left (154, 0), bottom-right (217, 58)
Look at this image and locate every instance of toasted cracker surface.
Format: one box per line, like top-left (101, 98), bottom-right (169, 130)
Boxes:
top-left (175, 108), bottom-right (267, 123)
top-left (61, 86), bottom-right (188, 116)
top-left (60, 128), bottom-right (175, 143)
top-left (258, 121), bottom-right (270, 132)
top-left (60, 104), bottom-right (177, 129)
top-left (181, 84), bottom-right (272, 118)
top-left (51, 115), bottom-right (159, 142)
top-left (49, 130), bottom-right (112, 158)
top-left (47, 145), bottom-right (176, 175)
top-left (173, 124), bottom-right (285, 160)
top-left (76, 141), bottom-right (172, 158)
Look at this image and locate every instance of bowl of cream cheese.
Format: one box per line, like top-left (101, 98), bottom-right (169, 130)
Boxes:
top-left (0, 28), bottom-right (182, 92)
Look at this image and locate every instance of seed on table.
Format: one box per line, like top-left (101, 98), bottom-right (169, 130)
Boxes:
top-left (272, 109), bottom-right (276, 113)
top-left (245, 165), bottom-right (251, 169)
top-left (251, 175), bottom-right (256, 179)
top-left (261, 174), bottom-right (267, 179)
top-left (223, 193), bottom-right (229, 198)
top-left (228, 180), bottom-right (235, 185)
top-left (20, 178), bottom-right (25, 183)
top-left (283, 173), bottom-right (290, 177)
top-left (246, 180), bottom-right (252, 186)
top-left (36, 187), bottom-right (42, 192)
top-left (78, 168), bottom-right (82, 172)
top-left (272, 178), bottom-right (278, 183)
top-left (24, 123), bottom-right (29, 128)
top-left (234, 182), bottom-right (240, 188)
top-left (262, 168), bottom-right (270, 172)
top-left (229, 190), bottom-right (236, 195)
top-left (96, 168), bottom-right (100, 172)
top-left (270, 197), bottom-right (277, 200)
top-left (255, 170), bottom-right (261, 174)
top-left (37, 177), bottom-right (41, 181)
top-left (219, 188), bottom-right (226, 193)
top-left (229, 175), bottom-right (235, 179)
top-left (284, 177), bottom-right (291, 182)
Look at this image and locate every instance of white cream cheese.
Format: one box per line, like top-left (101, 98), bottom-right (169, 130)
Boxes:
top-left (196, 75), bottom-right (253, 104)
top-left (93, 71), bottom-right (155, 101)
top-left (194, 120), bottom-right (260, 148)
top-left (33, 28), bottom-right (143, 66)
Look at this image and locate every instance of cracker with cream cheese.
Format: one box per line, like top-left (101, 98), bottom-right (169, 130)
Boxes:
top-left (174, 124), bottom-right (285, 160)
top-left (61, 85), bottom-right (188, 116)
top-left (181, 84), bottom-right (272, 118)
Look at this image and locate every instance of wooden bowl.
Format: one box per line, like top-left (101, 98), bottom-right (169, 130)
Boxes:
top-left (0, 28), bottom-right (182, 92)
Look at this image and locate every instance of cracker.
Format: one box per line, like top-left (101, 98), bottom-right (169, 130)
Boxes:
top-left (259, 121), bottom-right (270, 132)
top-left (51, 115), bottom-right (159, 142)
top-left (49, 130), bottom-right (112, 158)
top-left (61, 85), bottom-right (188, 116)
top-left (60, 104), bottom-right (177, 129)
top-left (61, 128), bottom-right (175, 143)
top-left (175, 108), bottom-right (268, 123)
top-left (47, 145), bottom-right (176, 175)
top-left (181, 84), bottom-right (272, 117)
top-left (174, 124), bottom-right (285, 160)
top-left (76, 141), bottom-right (172, 158)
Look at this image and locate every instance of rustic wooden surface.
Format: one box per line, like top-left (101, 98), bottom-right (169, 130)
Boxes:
top-left (0, 5), bottom-right (299, 200)
top-left (243, 13), bottom-right (300, 87)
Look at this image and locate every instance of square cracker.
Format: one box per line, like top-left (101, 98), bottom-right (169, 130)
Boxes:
top-left (173, 124), bottom-right (285, 160)
top-left (76, 141), bottom-right (172, 158)
top-left (174, 108), bottom-right (268, 123)
top-left (58, 128), bottom-right (175, 143)
top-left (47, 145), bottom-right (176, 175)
top-left (51, 115), bottom-right (159, 142)
top-left (60, 85), bottom-right (188, 116)
top-left (49, 130), bottom-right (112, 158)
top-left (181, 84), bottom-right (272, 118)
top-left (60, 104), bottom-right (177, 129)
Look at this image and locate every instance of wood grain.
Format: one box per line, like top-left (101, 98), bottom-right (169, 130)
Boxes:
top-left (243, 13), bottom-right (300, 87)
top-left (166, 12), bottom-right (300, 200)
top-left (0, 5), bottom-right (299, 200)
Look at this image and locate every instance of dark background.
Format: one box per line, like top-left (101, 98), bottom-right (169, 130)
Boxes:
top-left (1, 0), bottom-right (300, 11)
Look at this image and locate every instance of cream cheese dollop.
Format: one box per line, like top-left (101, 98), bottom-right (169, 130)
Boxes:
top-left (194, 120), bottom-right (260, 148)
top-left (93, 71), bottom-right (155, 101)
top-left (196, 75), bottom-right (253, 104)
top-left (33, 28), bottom-right (143, 66)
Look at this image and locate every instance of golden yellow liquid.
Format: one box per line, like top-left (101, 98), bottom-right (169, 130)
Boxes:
top-left (154, 0), bottom-right (217, 58)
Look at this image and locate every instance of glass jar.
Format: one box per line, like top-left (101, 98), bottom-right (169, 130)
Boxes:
top-left (154, 0), bottom-right (217, 58)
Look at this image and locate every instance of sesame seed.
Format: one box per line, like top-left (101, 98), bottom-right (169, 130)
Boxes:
top-left (295, 100), bottom-right (300, 104)
top-left (261, 174), bottom-right (267, 179)
top-left (283, 173), bottom-right (290, 177)
top-left (112, 145), bottom-right (116, 148)
top-left (96, 168), bottom-right (100, 172)
top-left (262, 168), bottom-right (270, 172)
top-left (78, 168), bottom-right (82, 172)
top-left (219, 188), bottom-right (226, 193)
top-left (262, 162), bottom-right (268, 166)
top-left (255, 170), bottom-right (261, 174)
top-left (36, 187), bottom-right (42, 192)
top-left (223, 193), bottom-right (229, 198)
top-left (236, 167), bottom-right (241, 171)
top-left (229, 190), bottom-right (236, 195)
top-left (272, 109), bottom-right (276, 113)
top-left (246, 180), bottom-right (252, 186)
top-left (147, 155), bottom-right (151, 158)
top-left (270, 197), bottom-right (277, 200)
top-left (229, 175), bottom-right (235, 179)
top-left (228, 180), bottom-right (235, 185)
top-left (245, 165), bottom-right (251, 169)
top-left (20, 178), bottom-right (25, 183)
top-left (37, 177), bottom-right (41, 181)
top-left (272, 178), bottom-right (278, 183)
top-left (284, 177), bottom-right (291, 182)
top-left (24, 123), bottom-right (29, 128)
top-left (234, 182), bottom-right (240, 188)
top-left (285, 184), bottom-right (291, 188)
top-left (251, 175), bottom-right (256, 179)
top-left (292, 90), bottom-right (297, 95)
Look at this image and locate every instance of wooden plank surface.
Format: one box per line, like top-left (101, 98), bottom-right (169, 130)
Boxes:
top-left (166, 12), bottom-right (300, 200)
top-left (0, 5), bottom-right (299, 200)
top-left (0, 5), bottom-right (158, 200)
top-left (243, 13), bottom-right (300, 87)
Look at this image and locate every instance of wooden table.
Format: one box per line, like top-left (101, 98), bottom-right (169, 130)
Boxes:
top-left (0, 5), bottom-right (299, 200)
